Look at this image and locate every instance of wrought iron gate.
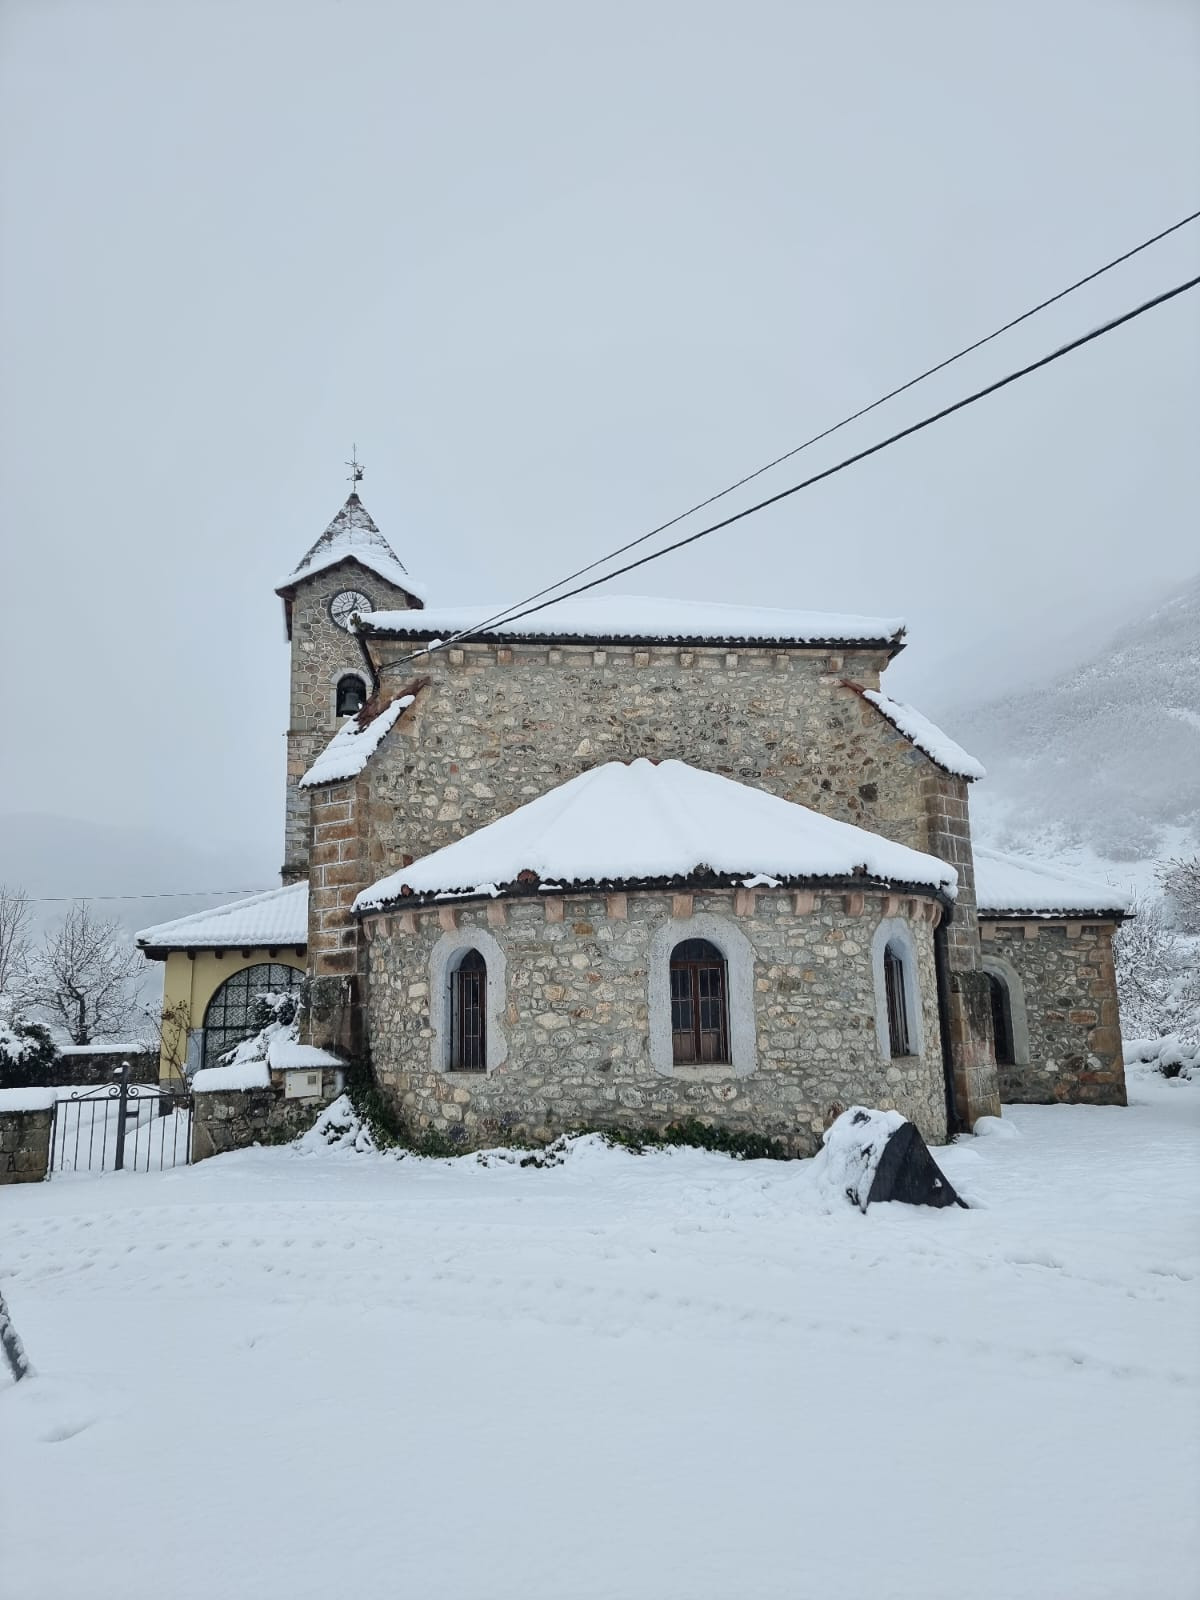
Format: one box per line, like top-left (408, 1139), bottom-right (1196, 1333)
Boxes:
top-left (50, 1069), bottom-right (193, 1175)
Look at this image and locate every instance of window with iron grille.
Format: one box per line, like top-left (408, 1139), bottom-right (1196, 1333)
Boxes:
top-left (201, 963), bottom-right (305, 1069)
top-left (450, 948), bottom-right (487, 1071)
top-left (336, 674), bottom-right (367, 718)
top-left (883, 942), bottom-right (912, 1057)
top-left (987, 972), bottom-right (1015, 1066)
top-left (670, 938), bottom-right (730, 1065)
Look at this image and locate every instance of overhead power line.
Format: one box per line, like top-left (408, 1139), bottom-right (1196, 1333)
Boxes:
top-left (27, 889), bottom-right (273, 904)
top-left (381, 207), bottom-right (1200, 669)
top-left (384, 270), bottom-right (1200, 662)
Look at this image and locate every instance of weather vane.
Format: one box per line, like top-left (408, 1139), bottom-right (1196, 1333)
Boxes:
top-left (345, 444), bottom-right (365, 491)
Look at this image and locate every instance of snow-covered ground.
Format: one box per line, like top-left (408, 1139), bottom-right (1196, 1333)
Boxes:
top-left (2, 1075), bottom-right (1198, 1600)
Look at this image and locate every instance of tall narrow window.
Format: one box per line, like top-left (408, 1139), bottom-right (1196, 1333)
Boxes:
top-left (988, 972), bottom-right (1015, 1066)
top-left (336, 674), bottom-right (367, 718)
top-left (670, 938), bottom-right (729, 1065)
top-left (450, 949), bottom-right (487, 1071)
top-left (883, 942), bottom-right (912, 1057)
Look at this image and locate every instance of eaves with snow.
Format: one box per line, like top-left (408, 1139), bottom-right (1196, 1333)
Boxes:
top-left (136, 882), bottom-right (309, 957)
top-left (360, 594), bottom-right (907, 653)
top-left (973, 847), bottom-right (1132, 920)
top-left (354, 758), bottom-right (957, 912)
top-left (857, 688), bottom-right (986, 781)
top-left (300, 693), bottom-right (416, 788)
top-left (276, 493), bottom-right (428, 636)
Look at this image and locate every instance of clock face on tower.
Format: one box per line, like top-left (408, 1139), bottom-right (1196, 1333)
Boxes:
top-left (329, 589), bottom-right (374, 630)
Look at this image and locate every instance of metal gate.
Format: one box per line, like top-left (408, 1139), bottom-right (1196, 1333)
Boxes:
top-left (50, 1069), bottom-right (193, 1175)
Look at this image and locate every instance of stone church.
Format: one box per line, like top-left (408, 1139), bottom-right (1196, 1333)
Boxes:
top-left (139, 490), bottom-right (1131, 1153)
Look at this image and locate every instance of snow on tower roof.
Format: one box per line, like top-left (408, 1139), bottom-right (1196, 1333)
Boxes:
top-left (277, 493), bottom-right (428, 603)
top-left (860, 689), bottom-right (986, 780)
top-left (361, 594), bottom-right (906, 651)
top-left (354, 759), bottom-right (956, 911)
top-left (136, 883), bottom-right (309, 956)
top-left (300, 694), bottom-right (416, 788)
top-left (973, 847), bottom-right (1132, 919)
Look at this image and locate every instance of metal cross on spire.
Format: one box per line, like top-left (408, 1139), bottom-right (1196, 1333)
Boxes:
top-left (345, 444), bottom-right (365, 492)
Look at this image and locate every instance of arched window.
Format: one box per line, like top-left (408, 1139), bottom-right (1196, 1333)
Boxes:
top-left (202, 963), bottom-right (304, 1068)
top-left (883, 941), bottom-right (913, 1057)
top-left (450, 948), bottom-right (487, 1071)
top-left (336, 674), bottom-right (367, 718)
top-left (987, 972), bottom-right (1015, 1066)
top-left (670, 938), bottom-right (729, 1065)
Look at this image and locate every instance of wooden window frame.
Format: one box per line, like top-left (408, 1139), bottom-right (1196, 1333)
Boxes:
top-left (449, 949), bottom-right (487, 1072)
top-left (669, 939), bottom-right (730, 1066)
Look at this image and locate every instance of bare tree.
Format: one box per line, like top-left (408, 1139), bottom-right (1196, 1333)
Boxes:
top-left (0, 884), bottom-right (33, 998)
top-left (1114, 896), bottom-right (1200, 1043)
top-left (1159, 855), bottom-right (1200, 934)
top-left (25, 902), bottom-right (144, 1045)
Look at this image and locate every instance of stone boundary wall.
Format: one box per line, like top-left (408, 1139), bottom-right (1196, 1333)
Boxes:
top-left (980, 918), bottom-right (1126, 1105)
top-left (365, 884), bottom-right (949, 1157)
top-left (0, 1049), bottom-right (159, 1091)
top-left (1, 1107), bottom-right (52, 1183)
top-left (191, 1069), bottom-right (343, 1161)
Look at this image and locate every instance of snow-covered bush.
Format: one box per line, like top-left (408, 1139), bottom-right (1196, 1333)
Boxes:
top-left (0, 995), bottom-right (59, 1087)
top-left (1124, 1036), bottom-right (1199, 1081)
top-left (219, 988), bottom-right (303, 1070)
top-left (1114, 898), bottom-right (1200, 1045)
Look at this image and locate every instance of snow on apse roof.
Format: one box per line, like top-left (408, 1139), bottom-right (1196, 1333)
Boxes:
top-left (136, 883), bottom-right (309, 953)
top-left (361, 594), bottom-right (906, 649)
top-left (861, 690), bottom-right (986, 780)
top-left (354, 759), bottom-right (957, 911)
top-left (278, 493), bottom-right (428, 602)
top-left (300, 694), bottom-right (416, 788)
top-left (973, 848), bottom-right (1132, 919)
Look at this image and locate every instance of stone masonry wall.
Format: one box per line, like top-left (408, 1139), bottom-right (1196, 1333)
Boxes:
top-left (365, 641), bottom-right (923, 867)
top-left (306, 773), bottom-right (372, 1056)
top-left (365, 886), bottom-right (949, 1157)
top-left (921, 770), bottom-right (999, 1126)
top-left (981, 919), bottom-right (1126, 1106)
top-left (283, 562), bottom-right (417, 880)
top-left (191, 1069), bottom-right (344, 1161)
top-left (1, 1107), bottom-right (52, 1183)
top-left (355, 639), bottom-right (998, 1128)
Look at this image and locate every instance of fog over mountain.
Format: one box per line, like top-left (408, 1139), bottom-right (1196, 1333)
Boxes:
top-left (944, 574), bottom-right (1200, 872)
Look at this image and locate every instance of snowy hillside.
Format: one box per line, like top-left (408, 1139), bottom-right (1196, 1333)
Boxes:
top-left (950, 574), bottom-right (1200, 869)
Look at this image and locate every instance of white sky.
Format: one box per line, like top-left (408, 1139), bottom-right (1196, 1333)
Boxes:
top-left (2, 0), bottom-right (1198, 890)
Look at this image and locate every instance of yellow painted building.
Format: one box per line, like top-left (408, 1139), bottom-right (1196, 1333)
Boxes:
top-left (137, 884), bottom-right (308, 1081)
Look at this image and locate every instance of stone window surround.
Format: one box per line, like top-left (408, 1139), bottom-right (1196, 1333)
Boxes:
top-left (980, 952), bottom-right (1031, 1068)
top-left (871, 917), bottom-right (925, 1063)
top-left (328, 666), bottom-right (368, 724)
top-left (648, 913), bottom-right (757, 1080)
top-left (429, 927), bottom-right (508, 1075)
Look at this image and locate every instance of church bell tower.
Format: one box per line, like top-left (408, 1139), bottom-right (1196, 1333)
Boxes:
top-left (274, 461), bottom-right (424, 882)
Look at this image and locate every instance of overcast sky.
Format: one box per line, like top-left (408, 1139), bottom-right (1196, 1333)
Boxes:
top-left (2, 0), bottom-right (1197, 896)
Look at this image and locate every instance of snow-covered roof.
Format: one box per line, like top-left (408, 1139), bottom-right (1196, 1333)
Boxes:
top-left (300, 694), bottom-right (415, 788)
top-left (974, 847), bottom-right (1132, 919)
top-left (361, 594), bottom-right (907, 650)
top-left (278, 493), bottom-right (428, 604)
top-left (861, 689), bottom-right (986, 780)
top-left (136, 883), bottom-right (309, 954)
top-left (354, 758), bottom-right (957, 911)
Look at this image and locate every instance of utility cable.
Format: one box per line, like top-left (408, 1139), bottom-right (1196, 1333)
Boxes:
top-left (380, 207), bottom-right (1200, 670)
top-left (452, 273), bottom-right (1200, 632)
